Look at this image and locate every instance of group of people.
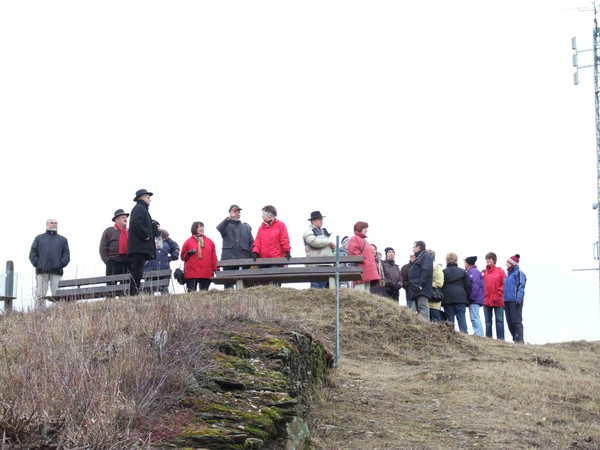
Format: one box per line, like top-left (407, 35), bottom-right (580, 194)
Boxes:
top-left (28, 190), bottom-right (527, 344)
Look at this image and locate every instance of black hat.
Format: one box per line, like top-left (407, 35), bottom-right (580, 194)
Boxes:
top-left (384, 247), bottom-right (395, 255)
top-left (229, 204), bottom-right (242, 212)
top-left (465, 256), bottom-right (477, 266)
top-left (308, 211), bottom-right (325, 221)
top-left (112, 209), bottom-right (129, 222)
top-left (133, 189), bottom-right (153, 201)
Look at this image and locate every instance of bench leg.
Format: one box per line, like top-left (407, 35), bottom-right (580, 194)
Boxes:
top-left (236, 280), bottom-right (245, 289)
top-left (328, 276), bottom-right (336, 290)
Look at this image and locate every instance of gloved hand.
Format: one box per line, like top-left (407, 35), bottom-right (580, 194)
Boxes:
top-left (251, 252), bottom-right (259, 261)
top-left (186, 249), bottom-right (197, 257)
top-left (285, 251), bottom-right (291, 260)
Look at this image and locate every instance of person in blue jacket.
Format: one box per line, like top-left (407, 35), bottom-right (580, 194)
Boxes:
top-left (29, 218), bottom-right (70, 308)
top-left (504, 254), bottom-right (527, 343)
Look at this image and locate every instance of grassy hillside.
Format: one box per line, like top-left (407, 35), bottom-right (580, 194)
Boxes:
top-left (0, 287), bottom-right (599, 449)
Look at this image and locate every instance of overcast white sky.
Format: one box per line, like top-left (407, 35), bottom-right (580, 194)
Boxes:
top-left (0, 1), bottom-right (598, 344)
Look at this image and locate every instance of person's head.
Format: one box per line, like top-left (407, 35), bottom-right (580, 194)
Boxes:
top-left (427, 249), bottom-right (436, 260)
top-left (229, 204), bottom-right (242, 220)
top-left (112, 209), bottom-right (129, 228)
top-left (160, 229), bottom-right (169, 240)
top-left (371, 243), bottom-right (377, 254)
top-left (353, 221), bottom-right (369, 234)
top-left (384, 247), bottom-right (395, 261)
top-left (506, 254), bottom-right (520, 270)
top-left (191, 221), bottom-right (205, 236)
top-left (446, 252), bottom-right (458, 265)
top-left (46, 218), bottom-right (58, 232)
top-left (341, 236), bottom-right (349, 248)
top-left (261, 205), bottom-right (277, 223)
top-left (409, 253), bottom-right (416, 263)
top-left (133, 188), bottom-right (153, 205)
top-left (308, 211), bottom-right (325, 228)
top-left (413, 240), bottom-right (426, 253)
top-left (464, 256), bottom-right (477, 269)
top-left (485, 252), bottom-right (497, 267)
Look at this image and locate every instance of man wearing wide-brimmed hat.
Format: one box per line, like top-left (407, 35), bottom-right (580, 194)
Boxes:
top-left (128, 189), bottom-right (159, 295)
top-left (99, 208), bottom-right (131, 280)
top-left (303, 210), bottom-right (335, 288)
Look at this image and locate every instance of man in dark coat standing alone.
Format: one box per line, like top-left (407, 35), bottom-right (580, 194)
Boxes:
top-left (29, 218), bottom-right (70, 308)
top-left (128, 189), bottom-right (159, 295)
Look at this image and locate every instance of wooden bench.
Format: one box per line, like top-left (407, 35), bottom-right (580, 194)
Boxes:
top-left (43, 269), bottom-right (173, 302)
top-left (212, 256), bottom-right (364, 289)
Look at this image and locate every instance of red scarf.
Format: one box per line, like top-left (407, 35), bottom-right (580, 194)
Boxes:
top-left (115, 224), bottom-right (128, 255)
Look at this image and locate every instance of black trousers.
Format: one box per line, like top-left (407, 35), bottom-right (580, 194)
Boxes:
top-left (129, 253), bottom-right (147, 295)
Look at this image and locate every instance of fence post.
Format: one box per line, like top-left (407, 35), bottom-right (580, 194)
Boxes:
top-left (3, 260), bottom-right (15, 311)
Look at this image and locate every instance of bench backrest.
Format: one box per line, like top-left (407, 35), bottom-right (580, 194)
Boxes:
top-left (217, 255), bottom-right (363, 268)
top-left (58, 269), bottom-right (172, 288)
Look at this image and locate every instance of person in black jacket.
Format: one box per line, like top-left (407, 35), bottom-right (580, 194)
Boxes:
top-left (216, 204), bottom-right (255, 289)
top-left (441, 252), bottom-right (471, 333)
top-left (127, 189), bottom-right (159, 295)
top-left (29, 218), bottom-right (70, 308)
top-left (408, 241), bottom-right (433, 320)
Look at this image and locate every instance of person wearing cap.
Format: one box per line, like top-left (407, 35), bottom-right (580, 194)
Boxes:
top-left (379, 248), bottom-right (402, 301)
top-left (464, 256), bottom-right (484, 336)
top-left (216, 204), bottom-right (255, 288)
top-left (503, 254), bottom-right (527, 343)
top-left (128, 189), bottom-right (160, 295)
top-left (303, 211), bottom-right (335, 289)
top-left (483, 251), bottom-right (506, 340)
top-left (144, 222), bottom-right (180, 294)
top-left (29, 218), bottom-right (70, 308)
top-left (252, 205), bottom-right (291, 261)
top-left (99, 209), bottom-right (131, 282)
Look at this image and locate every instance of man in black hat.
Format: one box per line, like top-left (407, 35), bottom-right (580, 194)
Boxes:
top-left (99, 209), bottom-right (131, 283)
top-left (128, 189), bottom-right (159, 295)
top-left (303, 210), bottom-right (335, 289)
top-left (216, 204), bottom-right (255, 288)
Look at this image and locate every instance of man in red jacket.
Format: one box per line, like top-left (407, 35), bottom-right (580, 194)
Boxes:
top-left (251, 205), bottom-right (291, 286)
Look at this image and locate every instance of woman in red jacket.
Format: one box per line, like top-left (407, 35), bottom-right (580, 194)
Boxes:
top-left (483, 251), bottom-right (506, 340)
top-left (181, 221), bottom-right (217, 292)
top-left (346, 221), bottom-right (381, 292)
top-left (251, 205), bottom-right (291, 260)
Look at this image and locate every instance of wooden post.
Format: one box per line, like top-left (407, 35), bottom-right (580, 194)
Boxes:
top-left (3, 260), bottom-right (15, 311)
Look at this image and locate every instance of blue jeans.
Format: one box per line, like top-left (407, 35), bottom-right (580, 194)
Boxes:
top-left (444, 303), bottom-right (468, 333)
top-left (469, 303), bottom-right (484, 336)
top-left (484, 305), bottom-right (505, 340)
top-left (430, 308), bottom-right (443, 322)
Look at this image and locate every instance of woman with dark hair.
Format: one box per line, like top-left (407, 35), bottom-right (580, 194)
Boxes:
top-left (483, 251), bottom-right (506, 340)
top-left (180, 221), bottom-right (217, 292)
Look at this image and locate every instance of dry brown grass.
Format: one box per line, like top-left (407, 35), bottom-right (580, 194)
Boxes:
top-left (0, 286), bottom-right (599, 449)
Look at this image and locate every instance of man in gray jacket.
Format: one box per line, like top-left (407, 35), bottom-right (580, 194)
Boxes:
top-left (29, 218), bottom-right (70, 308)
top-left (216, 204), bottom-right (255, 289)
top-left (303, 211), bottom-right (335, 289)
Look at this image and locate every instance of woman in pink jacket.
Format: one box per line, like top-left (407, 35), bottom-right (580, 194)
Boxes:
top-left (347, 221), bottom-right (381, 292)
top-left (181, 221), bottom-right (218, 292)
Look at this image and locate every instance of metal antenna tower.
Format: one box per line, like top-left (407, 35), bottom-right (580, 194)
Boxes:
top-left (572, 2), bottom-right (600, 330)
